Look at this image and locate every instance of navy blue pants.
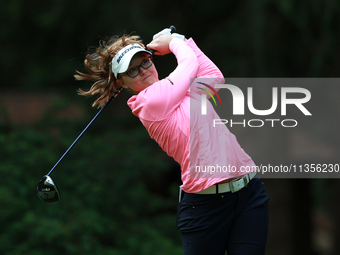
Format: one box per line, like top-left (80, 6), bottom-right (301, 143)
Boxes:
top-left (177, 178), bottom-right (269, 255)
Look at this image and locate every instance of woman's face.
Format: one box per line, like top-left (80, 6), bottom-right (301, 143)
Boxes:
top-left (118, 52), bottom-right (158, 93)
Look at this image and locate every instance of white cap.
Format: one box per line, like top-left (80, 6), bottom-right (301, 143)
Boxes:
top-left (111, 44), bottom-right (151, 78)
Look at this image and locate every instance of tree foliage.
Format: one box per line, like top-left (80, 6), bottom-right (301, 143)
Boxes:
top-left (0, 98), bottom-right (182, 254)
top-left (1, 0), bottom-right (340, 254)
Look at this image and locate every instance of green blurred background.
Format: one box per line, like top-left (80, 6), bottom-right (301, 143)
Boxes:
top-left (1, 0), bottom-right (339, 254)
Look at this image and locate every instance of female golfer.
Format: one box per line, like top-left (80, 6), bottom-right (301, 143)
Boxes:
top-left (75, 28), bottom-right (269, 255)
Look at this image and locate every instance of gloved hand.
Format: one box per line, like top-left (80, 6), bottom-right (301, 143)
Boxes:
top-left (153, 28), bottom-right (185, 41)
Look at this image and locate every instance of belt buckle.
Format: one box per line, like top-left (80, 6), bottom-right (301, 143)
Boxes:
top-left (230, 175), bottom-right (249, 193)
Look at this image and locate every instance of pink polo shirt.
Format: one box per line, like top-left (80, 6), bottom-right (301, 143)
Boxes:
top-left (127, 38), bottom-right (256, 193)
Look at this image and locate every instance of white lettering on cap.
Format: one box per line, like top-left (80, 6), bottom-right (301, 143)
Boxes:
top-left (116, 45), bottom-right (143, 64)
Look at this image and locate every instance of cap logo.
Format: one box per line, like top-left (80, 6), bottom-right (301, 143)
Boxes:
top-left (116, 45), bottom-right (143, 64)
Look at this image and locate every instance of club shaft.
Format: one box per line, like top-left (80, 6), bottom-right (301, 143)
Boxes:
top-left (47, 88), bottom-right (122, 176)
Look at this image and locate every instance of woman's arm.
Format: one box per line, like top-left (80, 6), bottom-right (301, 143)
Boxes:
top-left (186, 38), bottom-right (223, 78)
top-left (128, 36), bottom-right (199, 120)
top-left (186, 38), bottom-right (224, 96)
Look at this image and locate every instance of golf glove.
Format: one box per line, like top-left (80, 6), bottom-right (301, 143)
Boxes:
top-left (153, 28), bottom-right (185, 41)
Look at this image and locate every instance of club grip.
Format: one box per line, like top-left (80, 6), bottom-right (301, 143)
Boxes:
top-left (150, 25), bottom-right (176, 55)
top-left (169, 25), bottom-right (176, 34)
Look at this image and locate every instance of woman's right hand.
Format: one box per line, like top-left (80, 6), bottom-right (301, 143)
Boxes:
top-left (147, 35), bottom-right (175, 56)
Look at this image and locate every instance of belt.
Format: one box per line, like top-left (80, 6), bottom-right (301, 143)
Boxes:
top-left (195, 172), bottom-right (257, 194)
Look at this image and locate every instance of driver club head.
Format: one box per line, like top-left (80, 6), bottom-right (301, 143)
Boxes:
top-left (37, 175), bottom-right (60, 203)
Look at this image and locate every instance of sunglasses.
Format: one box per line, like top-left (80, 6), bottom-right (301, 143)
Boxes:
top-left (121, 56), bottom-right (153, 78)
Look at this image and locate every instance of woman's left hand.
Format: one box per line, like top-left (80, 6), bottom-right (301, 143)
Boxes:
top-left (147, 35), bottom-right (174, 56)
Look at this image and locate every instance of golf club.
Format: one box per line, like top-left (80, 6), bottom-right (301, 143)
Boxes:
top-left (37, 87), bottom-right (123, 203)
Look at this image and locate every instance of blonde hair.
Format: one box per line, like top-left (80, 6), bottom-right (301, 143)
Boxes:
top-left (75, 34), bottom-right (144, 108)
